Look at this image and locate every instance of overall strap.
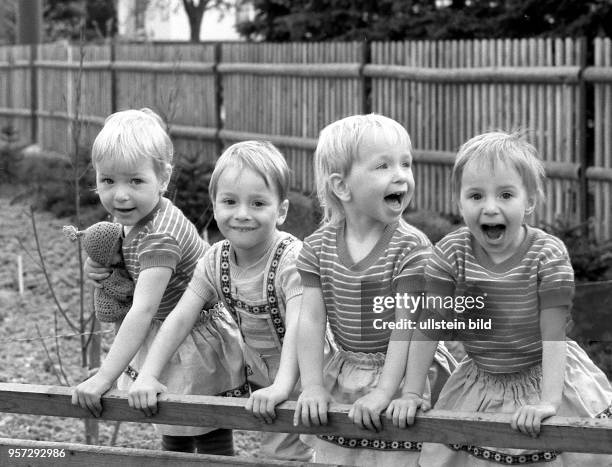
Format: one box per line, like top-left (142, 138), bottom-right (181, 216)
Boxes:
top-left (264, 237), bottom-right (295, 344)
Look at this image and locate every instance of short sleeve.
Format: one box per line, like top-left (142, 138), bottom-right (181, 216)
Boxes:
top-left (538, 238), bottom-right (574, 309)
top-left (393, 244), bottom-right (431, 294)
top-left (276, 240), bottom-right (303, 302)
top-left (296, 234), bottom-right (321, 288)
top-left (419, 244), bottom-right (458, 340)
top-left (137, 232), bottom-right (181, 271)
top-left (187, 247), bottom-right (218, 305)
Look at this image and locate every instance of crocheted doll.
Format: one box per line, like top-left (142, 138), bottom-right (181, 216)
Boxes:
top-left (63, 222), bottom-right (134, 322)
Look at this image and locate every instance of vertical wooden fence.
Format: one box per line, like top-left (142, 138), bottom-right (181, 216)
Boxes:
top-left (0, 39), bottom-right (611, 238)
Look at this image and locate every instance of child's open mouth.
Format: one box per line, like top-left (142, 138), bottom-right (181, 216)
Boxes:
top-left (384, 192), bottom-right (405, 209)
top-left (481, 224), bottom-right (505, 240)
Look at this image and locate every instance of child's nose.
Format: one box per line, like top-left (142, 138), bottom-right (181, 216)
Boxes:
top-left (483, 198), bottom-right (499, 214)
top-left (393, 165), bottom-right (410, 183)
top-left (235, 203), bottom-right (250, 219)
top-left (114, 186), bottom-right (130, 202)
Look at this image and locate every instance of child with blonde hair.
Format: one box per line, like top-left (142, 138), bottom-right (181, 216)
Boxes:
top-left (293, 114), bottom-right (455, 466)
top-left (72, 108), bottom-right (245, 455)
top-left (388, 131), bottom-right (612, 466)
top-left (128, 140), bottom-right (312, 462)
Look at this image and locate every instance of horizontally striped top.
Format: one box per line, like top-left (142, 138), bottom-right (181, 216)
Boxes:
top-left (297, 219), bottom-right (431, 353)
top-left (122, 197), bottom-right (206, 320)
top-left (421, 225), bottom-right (574, 373)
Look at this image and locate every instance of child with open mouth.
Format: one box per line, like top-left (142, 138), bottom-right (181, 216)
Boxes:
top-left (388, 130), bottom-right (612, 466)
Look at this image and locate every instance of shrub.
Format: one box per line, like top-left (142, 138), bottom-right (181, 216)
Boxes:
top-left (403, 209), bottom-right (461, 243)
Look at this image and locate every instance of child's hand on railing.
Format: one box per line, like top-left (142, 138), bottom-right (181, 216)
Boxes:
top-left (127, 374), bottom-right (167, 417)
top-left (385, 392), bottom-right (430, 429)
top-left (245, 384), bottom-right (290, 424)
top-left (84, 257), bottom-right (111, 288)
top-left (511, 402), bottom-right (557, 438)
top-left (71, 372), bottom-right (113, 418)
top-left (293, 384), bottom-right (333, 427)
top-left (348, 388), bottom-right (392, 432)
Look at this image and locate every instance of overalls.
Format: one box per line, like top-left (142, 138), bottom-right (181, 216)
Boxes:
top-left (217, 236), bottom-right (313, 462)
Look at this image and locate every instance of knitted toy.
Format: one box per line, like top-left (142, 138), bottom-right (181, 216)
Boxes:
top-left (63, 222), bottom-right (134, 322)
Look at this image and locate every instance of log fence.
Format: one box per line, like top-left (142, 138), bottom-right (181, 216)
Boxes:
top-left (0, 383), bottom-right (611, 466)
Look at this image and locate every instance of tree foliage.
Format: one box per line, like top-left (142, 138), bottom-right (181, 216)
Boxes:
top-left (237, 0), bottom-right (612, 41)
top-left (44, 0), bottom-right (116, 42)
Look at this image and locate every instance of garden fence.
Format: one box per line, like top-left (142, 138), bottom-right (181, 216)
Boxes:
top-left (0, 383), bottom-right (610, 466)
top-left (1, 38), bottom-right (612, 238)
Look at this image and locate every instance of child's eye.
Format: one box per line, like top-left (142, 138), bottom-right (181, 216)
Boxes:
top-left (131, 178), bottom-right (144, 184)
top-left (501, 192), bottom-right (513, 199)
top-left (222, 198), bottom-right (235, 205)
top-left (376, 163), bottom-right (388, 169)
top-left (99, 178), bottom-right (113, 185)
top-left (252, 200), bottom-right (266, 207)
top-left (469, 193), bottom-right (482, 200)
top-left (401, 161), bottom-right (412, 168)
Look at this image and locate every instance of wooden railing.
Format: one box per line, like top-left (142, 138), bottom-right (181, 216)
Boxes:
top-left (0, 383), bottom-right (610, 466)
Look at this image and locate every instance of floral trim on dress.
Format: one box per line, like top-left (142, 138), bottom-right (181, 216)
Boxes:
top-left (124, 364), bottom-right (250, 397)
top-left (317, 434), bottom-right (422, 451)
top-left (450, 444), bottom-right (557, 464)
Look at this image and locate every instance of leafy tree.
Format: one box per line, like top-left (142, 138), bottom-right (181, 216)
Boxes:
top-left (237, 0), bottom-right (612, 41)
top-left (44, 0), bottom-right (116, 41)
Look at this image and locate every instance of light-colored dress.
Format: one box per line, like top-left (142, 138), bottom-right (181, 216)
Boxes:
top-left (418, 225), bottom-right (612, 466)
top-left (297, 219), bottom-right (456, 467)
top-left (116, 197), bottom-right (246, 436)
top-left (188, 230), bottom-right (313, 462)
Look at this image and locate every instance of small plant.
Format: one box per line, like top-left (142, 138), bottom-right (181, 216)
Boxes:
top-left (540, 216), bottom-right (612, 282)
top-left (0, 124), bottom-right (27, 183)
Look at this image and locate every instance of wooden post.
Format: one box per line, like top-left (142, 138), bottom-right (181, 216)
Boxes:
top-left (213, 42), bottom-right (222, 157)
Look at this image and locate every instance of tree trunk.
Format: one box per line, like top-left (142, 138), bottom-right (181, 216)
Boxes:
top-left (182, 0), bottom-right (208, 43)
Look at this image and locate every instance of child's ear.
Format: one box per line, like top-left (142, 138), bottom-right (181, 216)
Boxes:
top-left (330, 173), bottom-right (351, 202)
top-left (276, 199), bottom-right (289, 226)
top-left (525, 197), bottom-right (536, 216)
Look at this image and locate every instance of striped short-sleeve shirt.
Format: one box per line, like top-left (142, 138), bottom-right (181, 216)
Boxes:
top-left (297, 219), bottom-right (431, 353)
top-left (421, 225), bottom-right (574, 373)
top-left (122, 197), bottom-right (206, 319)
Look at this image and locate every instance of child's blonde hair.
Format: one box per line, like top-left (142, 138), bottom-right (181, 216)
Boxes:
top-left (314, 114), bottom-right (412, 225)
top-left (209, 140), bottom-right (290, 201)
top-left (451, 131), bottom-right (545, 206)
top-left (91, 108), bottom-right (173, 188)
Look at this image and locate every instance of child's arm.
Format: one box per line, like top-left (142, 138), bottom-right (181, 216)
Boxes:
top-left (245, 295), bottom-right (301, 424)
top-left (127, 287), bottom-right (206, 416)
top-left (348, 306), bottom-right (411, 432)
top-left (511, 306), bottom-right (566, 437)
top-left (386, 331), bottom-right (439, 428)
top-left (293, 286), bottom-right (332, 427)
top-left (71, 266), bottom-right (172, 416)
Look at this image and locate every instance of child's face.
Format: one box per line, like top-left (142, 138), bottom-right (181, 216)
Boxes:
top-left (213, 166), bottom-right (288, 262)
top-left (95, 157), bottom-right (165, 226)
top-left (342, 127), bottom-right (414, 228)
top-left (458, 159), bottom-right (535, 262)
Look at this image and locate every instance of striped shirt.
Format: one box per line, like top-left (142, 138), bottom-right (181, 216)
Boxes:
top-left (122, 197), bottom-right (206, 319)
top-left (297, 219), bottom-right (431, 353)
top-left (421, 225), bottom-right (574, 373)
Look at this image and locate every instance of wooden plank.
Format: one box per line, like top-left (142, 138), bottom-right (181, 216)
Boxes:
top-left (218, 62), bottom-right (361, 78)
top-left (1, 384), bottom-right (611, 453)
top-left (363, 65), bottom-right (581, 83)
top-left (0, 438), bottom-right (328, 467)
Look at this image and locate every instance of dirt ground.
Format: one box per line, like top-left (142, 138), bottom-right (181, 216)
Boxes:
top-left (0, 188), bottom-right (262, 456)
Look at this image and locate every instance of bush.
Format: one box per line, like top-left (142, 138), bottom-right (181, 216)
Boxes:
top-left (12, 148), bottom-right (106, 226)
top-left (540, 217), bottom-right (612, 282)
top-left (282, 191), bottom-right (321, 240)
top-left (403, 209), bottom-right (461, 243)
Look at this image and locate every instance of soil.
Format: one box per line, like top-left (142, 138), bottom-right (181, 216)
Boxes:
top-left (0, 187), bottom-right (262, 456)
